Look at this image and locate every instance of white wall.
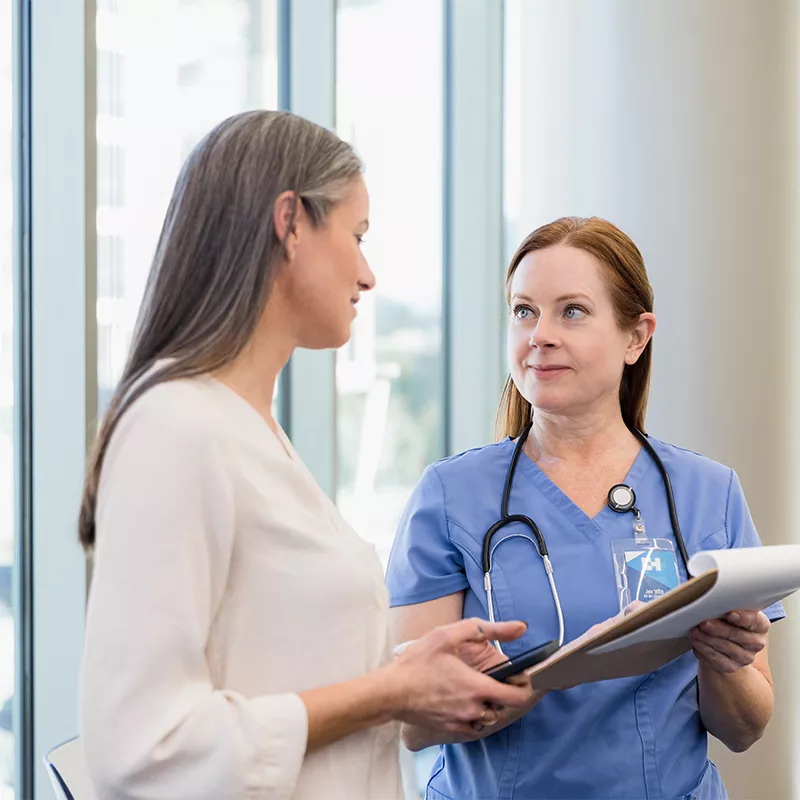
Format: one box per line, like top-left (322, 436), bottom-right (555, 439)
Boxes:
top-left (505, 1), bottom-right (799, 796)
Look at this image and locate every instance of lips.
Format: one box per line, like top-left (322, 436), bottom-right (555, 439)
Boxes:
top-left (531, 365), bottom-right (570, 378)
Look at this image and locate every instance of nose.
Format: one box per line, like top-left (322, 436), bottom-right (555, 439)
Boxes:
top-left (529, 315), bottom-right (559, 349)
top-left (358, 259), bottom-right (377, 292)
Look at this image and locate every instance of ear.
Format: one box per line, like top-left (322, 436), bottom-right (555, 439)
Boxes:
top-left (624, 312), bottom-right (656, 365)
top-left (273, 191), bottom-right (302, 259)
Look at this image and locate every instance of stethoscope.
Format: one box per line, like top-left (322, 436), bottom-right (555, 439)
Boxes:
top-left (483, 421), bottom-right (690, 654)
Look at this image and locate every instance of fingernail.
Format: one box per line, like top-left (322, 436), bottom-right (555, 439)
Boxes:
top-left (727, 612), bottom-right (740, 624)
top-left (702, 621), bottom-right (714, 632)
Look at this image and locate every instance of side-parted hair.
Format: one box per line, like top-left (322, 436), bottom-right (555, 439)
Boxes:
top-left (79, 111), bottom-right (363, 550)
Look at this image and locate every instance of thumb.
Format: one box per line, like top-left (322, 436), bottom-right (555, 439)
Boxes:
top-left (481, 620), bottom-right (529, 643)
top-left (623, 601), bottom-right (647, 616)
top-left (440, 618), bottom-right (526, 649)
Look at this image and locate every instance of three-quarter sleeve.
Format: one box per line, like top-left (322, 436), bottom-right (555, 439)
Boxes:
top-left (81, 391), bottom-right (308, 800)
top-left (385, 464), bottom-right (468, 607)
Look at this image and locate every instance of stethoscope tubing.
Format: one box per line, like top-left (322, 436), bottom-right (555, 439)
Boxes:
top-left (482, 421), bottom-right (689, 653)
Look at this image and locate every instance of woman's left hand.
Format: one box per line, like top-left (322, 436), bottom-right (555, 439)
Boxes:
top-left (690, 610), bottom-right (770, 674)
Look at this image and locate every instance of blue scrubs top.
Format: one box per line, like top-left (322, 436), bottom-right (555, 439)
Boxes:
top-left (386, 437), bottom-right (785, 800)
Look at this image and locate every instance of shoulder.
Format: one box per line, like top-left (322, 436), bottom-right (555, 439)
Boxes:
top-left (427, 439), bottom-right (516, 484)
top-left (412, 440), bottom-right (516, 518)
top-left (107, 375), bottom-right (231, 467)
top-left (95, 376), bottom-right (238, 565)
top-left (646, 436), bottom-right (734, 489)
top-left (645, 437), bottom-right (740, 543)
top-left (126, 374), bottom-right (222, 420)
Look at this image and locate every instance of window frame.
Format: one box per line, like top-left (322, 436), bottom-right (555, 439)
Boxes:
top-left (25, 1), bottom-right (96, 795)
top-left (280, 0), bottom-right (338, 495)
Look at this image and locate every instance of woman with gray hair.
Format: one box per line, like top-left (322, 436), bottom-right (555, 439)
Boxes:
top-left (77, 111), bottom-right (531, 800)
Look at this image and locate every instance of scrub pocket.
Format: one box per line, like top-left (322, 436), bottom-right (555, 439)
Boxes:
top-left (680, 760), bottom-right (728, 800)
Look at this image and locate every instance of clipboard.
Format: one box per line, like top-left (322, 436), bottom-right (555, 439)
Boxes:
top-left (524, 544), bottom-right (800, 691)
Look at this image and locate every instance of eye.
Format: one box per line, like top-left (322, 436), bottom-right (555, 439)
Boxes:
top-left (564, 304), bottom-right (587, 321)
top-left (512, 304), bottom-right (534, 320)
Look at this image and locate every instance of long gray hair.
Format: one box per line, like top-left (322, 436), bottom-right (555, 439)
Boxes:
top-left (79, 110), bottom-right (363, 549)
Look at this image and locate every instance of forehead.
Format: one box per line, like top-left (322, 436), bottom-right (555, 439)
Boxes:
top-left (335, 174), bottom-right (369, 219)
top-left (510, 244), bottom-right (606, 297)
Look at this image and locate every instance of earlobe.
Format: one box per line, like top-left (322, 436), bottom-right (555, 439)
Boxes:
top-left (626, 312), bottom-right (656, 365)
top-left (625, 349), bottom-right (642, 366)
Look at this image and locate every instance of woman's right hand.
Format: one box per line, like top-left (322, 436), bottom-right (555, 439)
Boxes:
top-left (385, 618), bottom-right (535, 738)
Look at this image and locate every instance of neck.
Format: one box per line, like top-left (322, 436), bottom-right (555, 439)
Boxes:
top-left (213, 306), bottom-right (295, 424)
top-left (527, 406), bottom-right (636, 465)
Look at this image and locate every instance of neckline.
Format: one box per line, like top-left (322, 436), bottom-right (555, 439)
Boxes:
top-left (508, 437), bottom-right (654, 542)
top-left (205, 375), bottom-right (295, 461)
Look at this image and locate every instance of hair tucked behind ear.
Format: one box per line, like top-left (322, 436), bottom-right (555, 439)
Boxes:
top-left (79, 111), bottom-right (363, 551)
top-left (495, 216), bottom-right (654, 441)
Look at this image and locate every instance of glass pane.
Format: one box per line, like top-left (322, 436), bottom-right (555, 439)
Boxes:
top-left (503, 0), bottom-right (524, 259)
top-left (0, 0), bottom-right (14, 796)
top-left (335, 0), bottom-right (445, 573)
top-left (96, 0), bottom-right (279, 411)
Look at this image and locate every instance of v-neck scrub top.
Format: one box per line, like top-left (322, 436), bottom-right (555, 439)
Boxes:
top-left (81, 374), bottom-right (403, 800)
top-left (386, 437), bottom-right (784, 800)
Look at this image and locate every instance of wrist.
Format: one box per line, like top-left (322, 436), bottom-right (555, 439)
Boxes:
top-left (371, 660), bottom-right (410, 722)
top-left (697, 657), bottom-right (765, 693)
top-left (697, 658), bottom-right (733, 683)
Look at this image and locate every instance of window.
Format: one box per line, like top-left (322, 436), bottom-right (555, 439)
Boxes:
top-left (503, 0), bottom-right (524, 258)
top-left (97, 144), bottom-right (125, 207)
top-left (335, 0), bottom-right (445, 570)
top-left (0, 1), bottom-right (15, 796)
top-left (97, 234), bottom-right (124, 298)
top-left (97, 50), bottom-right (123, 117)
top-left (96, 0), bottom-right (279, 409)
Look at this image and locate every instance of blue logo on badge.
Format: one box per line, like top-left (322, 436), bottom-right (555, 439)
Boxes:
top-left (625, 549), bottom-right (680, 602)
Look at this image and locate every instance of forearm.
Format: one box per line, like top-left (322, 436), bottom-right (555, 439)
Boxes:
top-left (401, 689), bottom-right (548, 752)
top-left (698, 662), bottom-right (774, 752)
top-left (300, 664), bottom-right (401, 753)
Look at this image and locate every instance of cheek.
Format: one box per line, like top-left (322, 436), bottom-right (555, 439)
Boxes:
top-left (330, 232), bottom-right (360, 279)
top-left (507, 326), bottom-right (530, 366)
top-left (578, 336), bottom-right (627, 383)
top-left (293, 241), bottom-right (349, 306)
top-left (506, 325), bottom-right (531, 361)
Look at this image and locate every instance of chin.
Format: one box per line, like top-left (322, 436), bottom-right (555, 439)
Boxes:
top-left (326, 325), bottom-right (354, 350)
top-left (333, 328), bottom-right (353, 348)
top-left (297, 325), bottom-right (351, 350)
top-left (527, 389), bottom-right (570, 414)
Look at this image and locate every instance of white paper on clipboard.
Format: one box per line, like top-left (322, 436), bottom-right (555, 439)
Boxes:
top-left (592, 544), bottom-right (800, 655)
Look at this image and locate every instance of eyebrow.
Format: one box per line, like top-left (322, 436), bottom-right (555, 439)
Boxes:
top-left (510, 292), bottom-right (593, 304)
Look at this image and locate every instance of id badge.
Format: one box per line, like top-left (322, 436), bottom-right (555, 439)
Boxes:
top-left (611, 537), bottom-right (680, 612)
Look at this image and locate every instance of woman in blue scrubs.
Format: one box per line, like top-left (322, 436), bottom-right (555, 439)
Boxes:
top-left (386, 216), bottom-right (783, 800)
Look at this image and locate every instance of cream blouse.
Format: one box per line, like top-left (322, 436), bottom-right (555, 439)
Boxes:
top-left (80, 374), bottom-right (403, 799)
